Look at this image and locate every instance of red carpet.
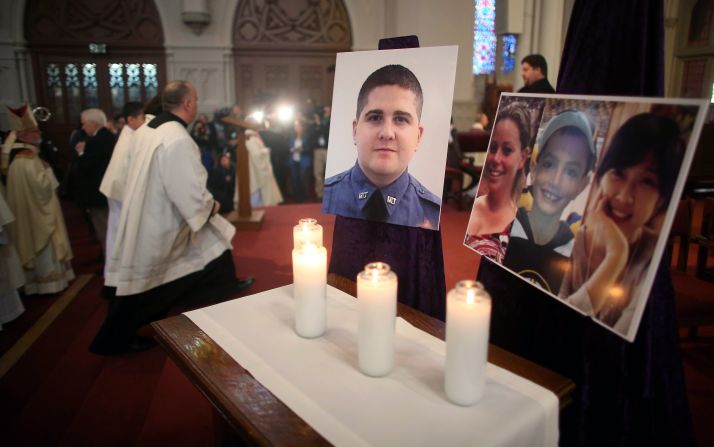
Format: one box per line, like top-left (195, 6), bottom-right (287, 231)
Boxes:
top-left (0, 200), bottom-right (711, 446)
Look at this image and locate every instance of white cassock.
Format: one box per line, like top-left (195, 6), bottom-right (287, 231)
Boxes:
top-left (238, 129), bottom-right (283, 208)
top-left (0, 190), bottom-right (25, 329)
top-left (98, 115), bottom-right (154, 277)
top-left (4, 147), bottom-right (74, 295)
top-left (105, 119), bottom-right (235, 296)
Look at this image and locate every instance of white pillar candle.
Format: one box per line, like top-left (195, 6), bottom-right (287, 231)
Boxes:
top-left (356, 262), bottom-right (398, 377)
top-left (445, 280), bottom-right (492, 406)
top-left (293, 218), bottom-right (323, 249)
top-left (292, 243), bottom-right (327, 338)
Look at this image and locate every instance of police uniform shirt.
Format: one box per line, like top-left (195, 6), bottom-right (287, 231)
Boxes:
top-left (322, 163), bottom-right (441, 229)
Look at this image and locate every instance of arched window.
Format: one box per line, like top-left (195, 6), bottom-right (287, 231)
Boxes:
top-left (25, 0), bottom-right (166, 154)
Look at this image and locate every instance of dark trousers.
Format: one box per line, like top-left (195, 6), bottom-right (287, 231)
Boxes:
top-left (90, 250), bottom-right (238, 355)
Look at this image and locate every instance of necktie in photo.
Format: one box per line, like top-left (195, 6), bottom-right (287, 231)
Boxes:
top-left (364, 190), bottom-right (388, 222)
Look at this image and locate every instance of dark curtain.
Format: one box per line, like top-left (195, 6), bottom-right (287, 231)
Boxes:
top-left (482, 0), bottom-right (695, 445)
top-left (557, 0), bottom-right (664, 96)
top-left (329, 216), bottom-right (446, 321)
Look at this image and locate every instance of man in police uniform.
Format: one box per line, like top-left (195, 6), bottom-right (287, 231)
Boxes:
top-left (321, 64), bottom-right (441, 229)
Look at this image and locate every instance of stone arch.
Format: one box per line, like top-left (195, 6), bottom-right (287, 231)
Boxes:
top-left (232, 0), bottom-right (353, 111)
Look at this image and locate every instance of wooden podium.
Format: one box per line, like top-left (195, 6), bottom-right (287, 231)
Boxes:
top-left (221, 116), bottom-right (264, 230)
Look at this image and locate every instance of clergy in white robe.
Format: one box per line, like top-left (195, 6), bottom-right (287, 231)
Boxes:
top-left (0, 190), bottom-right (25, 329)
top-left (98, 101), bottom-right (146, 278)
top-left (235, 128), bottom-right (283, 208)
top-left (91, 81), bottom-right (254, 355)
top-left (2, 104), bottom-right (74, 295)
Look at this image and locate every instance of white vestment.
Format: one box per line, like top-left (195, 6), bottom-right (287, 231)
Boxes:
top-left (105, 119), bottom-right (235, 296)
top-left (99, 120), bottom-right (151, 277)
top-left (239, 130), bottom-right (283, 207)
top-left (0, 192), bottom-right (25, 329)
top-left (5, 148), bottom-right (74, 295)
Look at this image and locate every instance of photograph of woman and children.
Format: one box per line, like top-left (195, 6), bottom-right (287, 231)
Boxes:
top-left (464, 93), bottom-right (707, 341)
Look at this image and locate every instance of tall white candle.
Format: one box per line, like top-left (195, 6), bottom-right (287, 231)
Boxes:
top-left (445, 280), bottom-right (492, 406)
top-left (292, 243), bottom-right (327, 338)
top-left (293, 218), bottom-right (323, 249)
top-left (356, 262), bottom-right (398, 377)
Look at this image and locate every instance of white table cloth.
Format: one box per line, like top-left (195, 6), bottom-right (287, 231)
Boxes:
top-left (185, 285), bottom-right (558, 447)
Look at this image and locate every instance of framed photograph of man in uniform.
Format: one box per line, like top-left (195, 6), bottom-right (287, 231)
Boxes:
top-left (322, 46), bottom-right (458, 230)
top-left (464, 92), bottom-right (708, 341)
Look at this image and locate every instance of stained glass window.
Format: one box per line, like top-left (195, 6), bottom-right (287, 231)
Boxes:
top-left (142, 63), bottom-right (158, 98)
top-left (46, 63), bottom-right (64, 121)
top-left (473, 0), bottom-right (496, 75)
top-left (109, 63), bottom-right (125, 115)
top-left (65, 64), bottom-right (81, 121)
top-left (83, 63), bottom-right (99, 108)
top-left (501, 34), bottom-right (517, 73)
top-left (64, 64), bottom-right (79, 87)
top-left (47, 63), bottom-right (61, 87)
top-left (127, 63), bottom-right (141, 101)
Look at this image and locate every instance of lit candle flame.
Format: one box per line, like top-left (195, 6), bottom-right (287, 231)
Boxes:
top-left (466, 289), bottom-right (476, 304)
top-left (372, 268), bottom-right (379, 283)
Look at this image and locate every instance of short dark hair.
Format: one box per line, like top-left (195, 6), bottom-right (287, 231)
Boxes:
top-left (521, 54), bottom-right (548, 77)
top-left (355, 65), bottom-right (423, 120)
top-left (162, 80), bottom-right (192, 112)
top-left (122, 101), bottom-right (144, 121)
top-left (144, 94), bottom-right (163, 116)
top-left (596, 113), bottom-right (684, 215)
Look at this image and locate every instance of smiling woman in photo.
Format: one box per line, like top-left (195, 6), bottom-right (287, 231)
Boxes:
top-left (464, 102), bottom-right (532, 262)
top-left (560, 112), bottom-right (684, 334)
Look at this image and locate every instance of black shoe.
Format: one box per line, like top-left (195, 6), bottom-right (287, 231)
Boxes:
top-left (235, 276), bottom-right (255, 293)
top-left (128, 336), bottom-right (157, 352)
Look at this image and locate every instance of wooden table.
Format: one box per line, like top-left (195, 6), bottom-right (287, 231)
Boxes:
top-left (152, 275), bottom-right (574, 446)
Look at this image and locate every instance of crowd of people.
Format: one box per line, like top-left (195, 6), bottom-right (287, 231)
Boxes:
top-left (188, 102), bottom-right (331, 206)
top-left (0, 81), bottom-right (316, 354)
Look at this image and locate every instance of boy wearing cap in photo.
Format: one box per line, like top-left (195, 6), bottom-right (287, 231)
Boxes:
top-left (502, 110), bottom-right (596, 294)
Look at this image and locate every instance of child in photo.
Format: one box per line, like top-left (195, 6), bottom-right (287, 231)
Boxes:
top-left (560, 113), bottom-right (684, 334)
top-left (503, 110), bottom-right (595, 294)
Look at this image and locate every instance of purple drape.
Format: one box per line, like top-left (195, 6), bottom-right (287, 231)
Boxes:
top-left (329, 216), bottom-right (446, 321)
top-left (557, 0), bottom-right (665, 96)
top-left (480, 1), bottom-right (695, 445)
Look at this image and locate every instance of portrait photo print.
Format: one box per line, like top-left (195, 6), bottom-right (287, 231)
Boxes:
top-left (322, 46), bottom-right (458, 230)
top-left (464, 92), bottom-right (708, 341)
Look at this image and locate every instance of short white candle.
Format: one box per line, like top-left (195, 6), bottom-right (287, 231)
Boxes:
top-left (445, 280), bottom-right (492, 406)
top-left (293, 218), bottom-right (323, 249)
top-left (292, 243), bottom-right (327, 338)
top-left (357, 262), bottom-right (398, 377)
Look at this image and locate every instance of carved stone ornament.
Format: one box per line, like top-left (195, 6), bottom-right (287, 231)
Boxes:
top-left (233, 0), bottom-right (352, 50)
top-left (25, 0), bottom-right (164, 48)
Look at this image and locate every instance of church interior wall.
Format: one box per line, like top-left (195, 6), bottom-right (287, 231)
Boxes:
top-left (1, 0), bottom-right (579, 132)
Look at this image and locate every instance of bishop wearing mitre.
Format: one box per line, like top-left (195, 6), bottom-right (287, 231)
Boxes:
top-left (2, 104), bottom-right (74, 294)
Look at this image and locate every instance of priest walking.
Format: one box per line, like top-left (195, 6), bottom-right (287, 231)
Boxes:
top-left (91, 80), bottom-right (254, 355)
